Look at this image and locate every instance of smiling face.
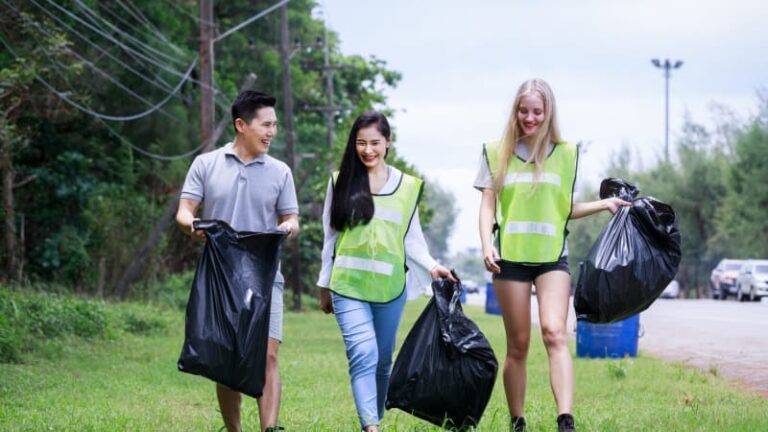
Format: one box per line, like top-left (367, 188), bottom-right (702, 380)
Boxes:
top-left (517, 93), bottom-right (545, 137)
top-left (355, 125), bottom-right (389, 170)
top-left (235, 106), bottom-right (278, 155)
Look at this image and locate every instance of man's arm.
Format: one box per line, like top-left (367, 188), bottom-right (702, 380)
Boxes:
top-left (277, 213), bottom-right (299, 239)
top-left (176, 198), bottom-right (205, 241)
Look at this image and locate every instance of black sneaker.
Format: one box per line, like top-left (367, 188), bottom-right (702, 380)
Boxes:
top-left (557, 413), bottom-right (575, 432)
top-left (264, 427), bottom-right (285, 432)
top-left (510, 416), bottom-right (526, 432)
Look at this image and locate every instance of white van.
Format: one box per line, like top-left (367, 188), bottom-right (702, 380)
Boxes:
top-left (735, 259), bottom-right (768, 302)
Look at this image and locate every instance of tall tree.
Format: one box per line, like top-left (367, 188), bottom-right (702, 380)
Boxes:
top-left (713, 96), bottom-right (768, 259)
top-left (1, 9), bottom-right (82, 282)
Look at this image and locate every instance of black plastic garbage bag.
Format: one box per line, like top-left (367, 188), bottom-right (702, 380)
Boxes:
top-left (177, 220), bottom-right (285, 398)
top-left (574, 178), bottom-right (682, 323)
top-left (386, 275), bottom-right (498, 431)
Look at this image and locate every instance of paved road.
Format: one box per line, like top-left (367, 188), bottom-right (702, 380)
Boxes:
top-left (630, 298), bottom-right (768, 396)
top-left (468, 292), bottom-right (768, 396)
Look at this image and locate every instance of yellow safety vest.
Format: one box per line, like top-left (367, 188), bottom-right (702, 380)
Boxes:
top-left (484, 140), bottom-right (578, 263)
top-left (329, 171), bottom-right (423, 302)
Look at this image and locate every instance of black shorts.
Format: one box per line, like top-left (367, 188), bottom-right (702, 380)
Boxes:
top-left (492, 256), bottom-right (570, 282)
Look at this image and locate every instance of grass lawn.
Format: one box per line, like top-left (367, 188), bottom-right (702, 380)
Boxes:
top-left (1, 296), bottom-right (767, 431)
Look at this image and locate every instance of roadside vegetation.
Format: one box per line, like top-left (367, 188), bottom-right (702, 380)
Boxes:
top-left (2, 291), bottom-right (767, 431)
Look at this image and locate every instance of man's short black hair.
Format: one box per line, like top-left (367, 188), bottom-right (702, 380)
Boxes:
top-left (231, 90), bottom-right (277, 133)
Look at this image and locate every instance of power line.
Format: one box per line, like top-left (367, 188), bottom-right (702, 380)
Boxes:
top-left (16, 0), bottom-right (230, 115)
top-left (97, 117), bottom-right (205, 160)
top-left (38, 0), bottom-right (195, 81)
top-left (73, 0), bottom-right (188, 67)
top-left (116, 0), bottom-right (164, 34)
top-left (47, 48), bottom-right (202, 160)
top-left (98, 0), bottom-right (187, 56)
top-left (158, 0), bottom-right (205, 25)
top-left (34, 0), bottom-right (215, 91)
top-left (0, 33), bottom-right (197, 122)
top-left (2, 0), bottom-right (179, 95)
top-left (214, 0), bottom-right (291, 43)
top-left (11, 0), bottom-right (228, 113)
top-left (1, 30), bottom-right (201, 161)
top-left (28, 20), bottom-right (182, 123)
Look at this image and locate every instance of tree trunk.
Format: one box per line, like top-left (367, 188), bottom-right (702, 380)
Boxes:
top-left (17, 212), bottom-right (24, 283)
top-left (96, 256), bottom-right (106, 299)
top-left (1, 139), bottom-right (16, 283)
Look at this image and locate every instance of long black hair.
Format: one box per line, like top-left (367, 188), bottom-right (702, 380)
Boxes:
top-left (330, 111), bottom-right (391, 231)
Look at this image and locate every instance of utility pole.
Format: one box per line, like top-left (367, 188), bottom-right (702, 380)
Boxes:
top-left (199, 0), bottom-right (215, 149)
top-left (279, 4), bottom-right (302, 311)
top-left (322, 28), bottom-right (334, 173)
top-left (116, 1), bottom-right (288, 298)
top-left (303, 34), bottom-right (345, 173)
top-left (651, 58), bottom-right (683, 163)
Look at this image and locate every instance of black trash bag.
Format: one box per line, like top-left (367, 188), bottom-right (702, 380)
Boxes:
top-left (574, 178), bottom-right (682, 323)
top-left (386, 275), bottom-right (498, 431)
top-left (177, 220), bottom-right (285, 398)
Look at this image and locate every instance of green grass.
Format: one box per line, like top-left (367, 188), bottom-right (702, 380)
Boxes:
top-left (1, 296), bottom-right (767, 431)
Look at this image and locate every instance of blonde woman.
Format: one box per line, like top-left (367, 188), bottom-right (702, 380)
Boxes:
top-left (476, 79), bottom-right (628, 432)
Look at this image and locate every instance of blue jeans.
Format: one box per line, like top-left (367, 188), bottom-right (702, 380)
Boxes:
top-left (332, 291), bottom-right (407, 428)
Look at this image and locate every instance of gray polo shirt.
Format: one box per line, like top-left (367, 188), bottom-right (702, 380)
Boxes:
top-left (181, 142), bottom-right (299, 282)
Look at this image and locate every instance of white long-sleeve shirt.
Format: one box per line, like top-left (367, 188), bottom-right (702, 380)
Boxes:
top-left (316, 166), bottom-right (438, 300)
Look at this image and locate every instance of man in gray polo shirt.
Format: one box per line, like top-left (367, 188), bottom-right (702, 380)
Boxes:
top-left (176, 90), bottom-right (299, 432)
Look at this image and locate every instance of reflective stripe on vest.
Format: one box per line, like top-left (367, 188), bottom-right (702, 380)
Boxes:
top-left (334, 256), bottom-right (393, 276)
top-left (484, 140), bottom-right (578, 263)
top-left (329, 171), bottom-right (423, 303)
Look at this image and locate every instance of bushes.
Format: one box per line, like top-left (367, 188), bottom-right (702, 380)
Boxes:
top-left (0, 313), bottom-right (23, 363)
top-left (153, 271), bottom-right (194, 310)
top-left (0, 288), bottom-right (170, 363)
top-left (118, 306), bottom-right (170, 336)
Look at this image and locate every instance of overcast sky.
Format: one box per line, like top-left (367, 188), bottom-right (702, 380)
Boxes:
top-left (323, 0), bottom-right (767, 254)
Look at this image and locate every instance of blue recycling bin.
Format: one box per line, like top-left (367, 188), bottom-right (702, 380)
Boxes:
top-left (485, 282), bottom-right (501, 315)
top-left (576, 314), bottom-right (641, 358)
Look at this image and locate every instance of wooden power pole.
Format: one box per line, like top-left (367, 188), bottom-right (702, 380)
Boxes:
top-left (199, 0), bottom-right (215, 149)
top-left (279, 4), bottom-right (302, 311)
top-left (303, 30), bottom-right (345, 173)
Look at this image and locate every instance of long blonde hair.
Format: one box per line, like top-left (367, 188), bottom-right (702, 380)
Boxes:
top-left (494, 78), bottom-right (562, 191)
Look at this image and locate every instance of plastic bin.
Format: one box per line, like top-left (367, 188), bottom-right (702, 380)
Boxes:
top-left (485, 282), bottom-right (501, 315)
top-left (576, 315), bottom-right (641, 358)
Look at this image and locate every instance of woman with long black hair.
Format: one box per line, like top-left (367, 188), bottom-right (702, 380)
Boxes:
top-left (316, 111), bottom-right (454, 432)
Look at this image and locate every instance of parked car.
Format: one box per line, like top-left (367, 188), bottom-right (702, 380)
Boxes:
top-left (710, 259), bottom-right (744, 300)
top-left (660, 280), bottom-right (680, 299)
top-left (735, 259), bottom-right (768, 302)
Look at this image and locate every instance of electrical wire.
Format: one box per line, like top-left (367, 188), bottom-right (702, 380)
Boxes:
top-left (214, 0), bottom-right (291, 43)
top-left (35, 0), bottom-right (214, 91)
top-left (96, 117), bottom-right (205, 160)
top-left (158, 0), bottom-right (205, 25)
top-left (28, 20), bottom-right (182, 123)
top-left (0, 33), bottom-right (197, 122)
top-left (73, 0), bottom-right (188, 67)
top-left (2, 0), bottom-right (179, 94)
top-left (100, 0), bottom-right (187, 56)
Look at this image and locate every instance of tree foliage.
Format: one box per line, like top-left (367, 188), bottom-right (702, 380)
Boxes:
top-left (568, 96), bottom-right (768, 298)
top-left (0, 0), bottom-right (454, 297)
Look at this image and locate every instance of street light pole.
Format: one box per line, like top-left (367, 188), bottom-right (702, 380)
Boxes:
top-left (651, 58), bottom-right (683, 163)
